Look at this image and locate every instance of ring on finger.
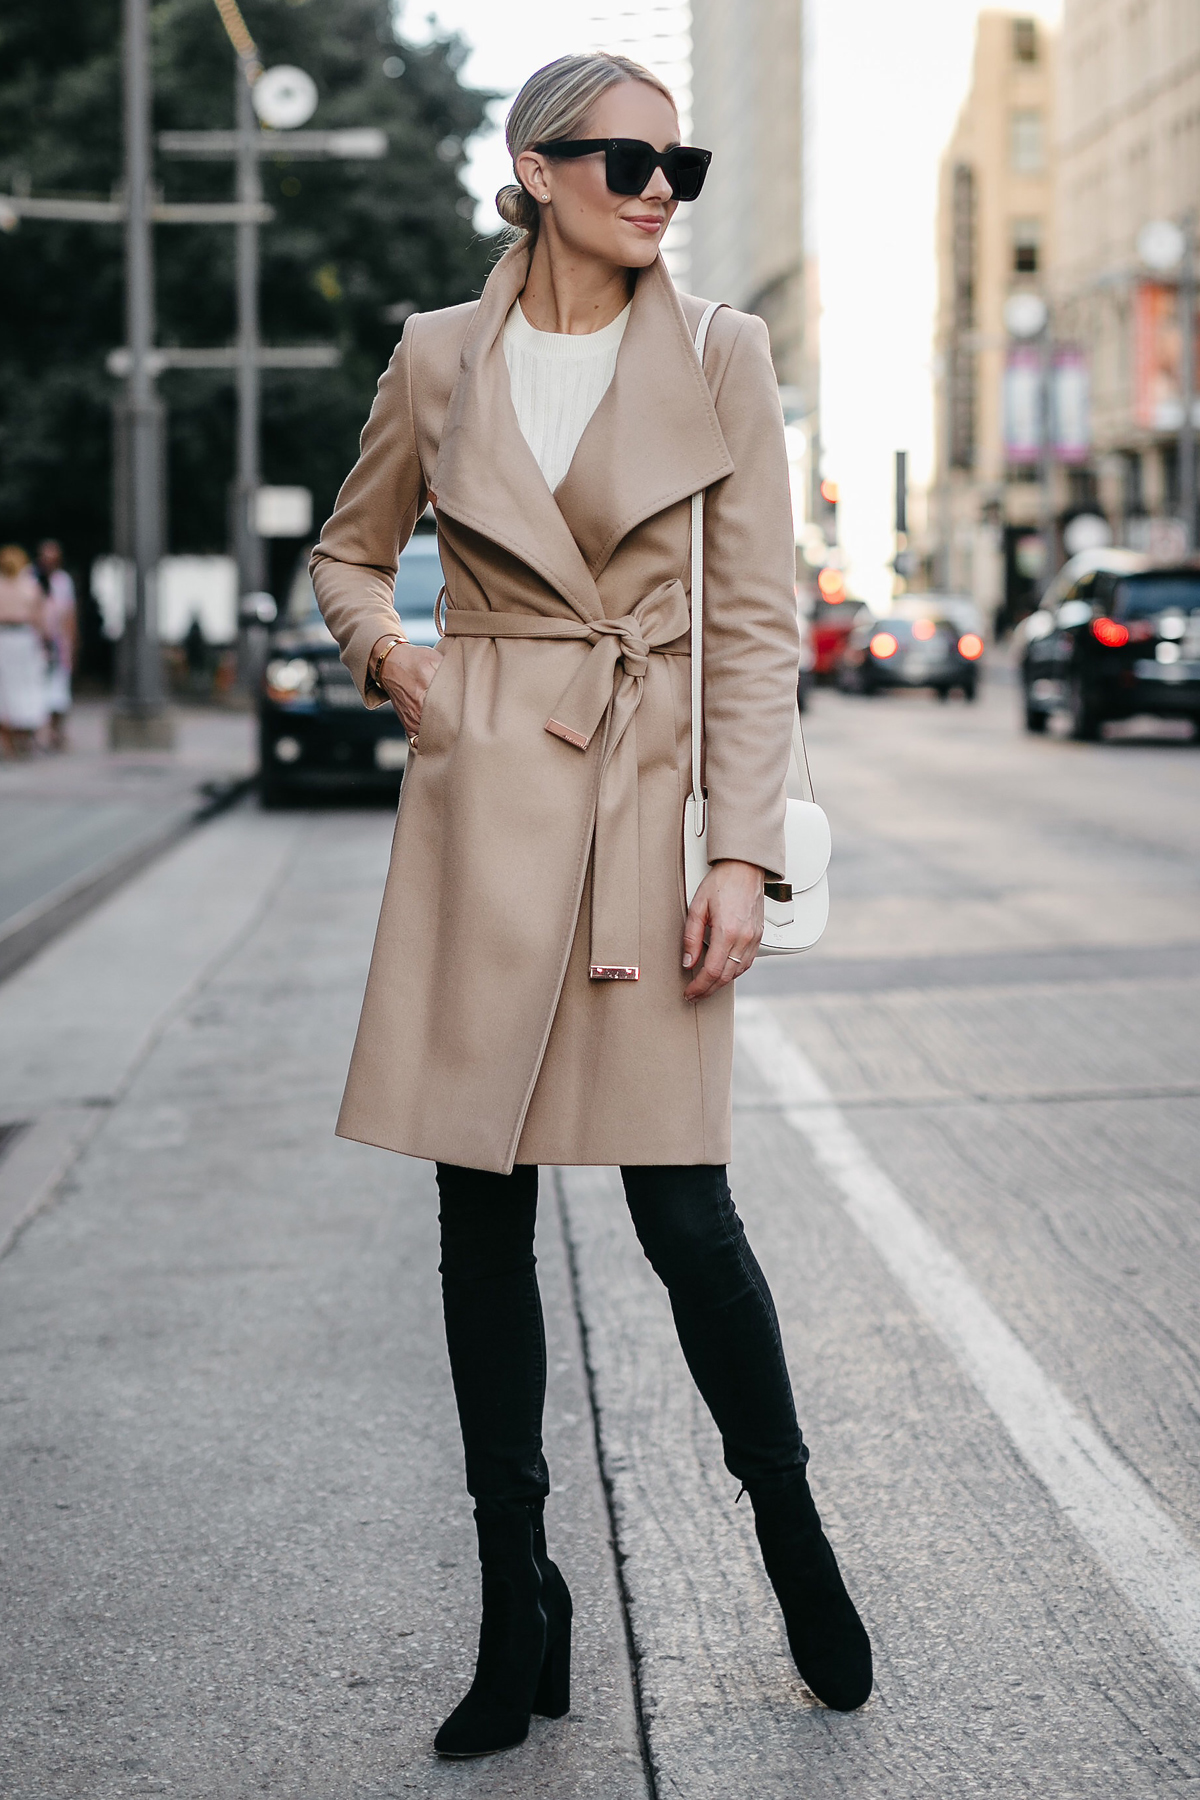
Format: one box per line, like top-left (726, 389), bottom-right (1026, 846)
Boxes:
top-left (726, 952), bottom-right (744, 965)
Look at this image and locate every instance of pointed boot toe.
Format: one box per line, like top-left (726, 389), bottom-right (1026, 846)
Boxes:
top-left (751, 1474), bottom-right (873, 1713)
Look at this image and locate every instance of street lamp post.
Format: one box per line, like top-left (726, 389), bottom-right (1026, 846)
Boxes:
top-left (113, 0), bottom-right (173, 748)
top-left (234, 63), bottom-right (266, 606)
top-left (1179, 214), bottom-right (1197, 553)
top-left (1138, 214), bottom-right (1198, 553)
top-left (1004, 291), bottom-right (1055, 597)
top-left (1037, 317), bottom-right (1057, 598)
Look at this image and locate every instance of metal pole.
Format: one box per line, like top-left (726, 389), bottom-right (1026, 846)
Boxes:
top-left (113, 0), bottom-right (172, 747)
top-left (234, 59), bottom-right (264, 605)
top-left (893, 448), bottom-right (908, 597)
top-left (1179, 212), bottom-right (1196, 553)
top-left (1037, 320), bottom-right (1056, 597)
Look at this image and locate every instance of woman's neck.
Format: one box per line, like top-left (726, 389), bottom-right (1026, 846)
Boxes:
top-left (518, 231), bottom-right (634, 336)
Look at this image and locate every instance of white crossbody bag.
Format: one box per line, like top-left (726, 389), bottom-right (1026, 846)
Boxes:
top-left (683, 301), bottom-right (831, 955)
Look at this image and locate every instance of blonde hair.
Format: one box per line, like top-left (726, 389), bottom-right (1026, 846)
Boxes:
top-left (0, 544), bottom-right (30, 578)
top-left (496, 53), bottom-right (677, 241)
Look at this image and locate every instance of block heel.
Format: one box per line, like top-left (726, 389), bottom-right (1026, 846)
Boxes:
top-left (532, 1568), bottom-right (572, 1718)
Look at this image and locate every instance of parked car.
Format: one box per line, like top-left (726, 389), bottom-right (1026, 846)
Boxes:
top-left (838, 595), bottom-right (985, 700)
top-left (797, 595), bottom-right (816, 711)
top-left (1020, 559), bottom-right (1200, 738)
top-left (1011, 549), bottom-right (1148, 657)
top-left (259, 528), bottom-right (444, 805)
top-left (810, 595), bottom-right (870, 682)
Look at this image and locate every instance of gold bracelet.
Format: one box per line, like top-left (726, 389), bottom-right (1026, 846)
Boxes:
top-left (370, 634), bottom-right (408, 688)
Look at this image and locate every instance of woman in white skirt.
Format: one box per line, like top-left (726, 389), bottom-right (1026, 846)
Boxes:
top-left (36, 540), bottom-right (77, 750)
top-left (0, 544), bottom-right (49, 757)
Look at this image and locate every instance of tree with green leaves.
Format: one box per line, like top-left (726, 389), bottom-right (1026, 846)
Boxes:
top-left (0, 0), bottom-right (496, 666)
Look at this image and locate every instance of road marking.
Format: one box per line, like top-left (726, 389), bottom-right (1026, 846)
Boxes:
top-left (736, 997), bottom-right (1200, 1697)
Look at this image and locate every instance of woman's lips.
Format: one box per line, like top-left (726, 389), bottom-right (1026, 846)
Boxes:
top-left (625, 215), bottom-right (664, 234)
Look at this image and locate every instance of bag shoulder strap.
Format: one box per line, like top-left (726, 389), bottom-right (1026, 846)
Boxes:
top-left (688, 302), bottom-right (815, 813)
top-left (689, 302), bottom-right (725, 818)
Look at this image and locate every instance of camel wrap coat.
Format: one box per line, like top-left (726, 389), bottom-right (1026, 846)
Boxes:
top-left (310, 244), bottom-right (799, 1174)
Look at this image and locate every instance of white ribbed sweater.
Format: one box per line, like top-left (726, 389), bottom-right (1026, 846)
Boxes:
top-left (502, 299), bottom-right (631, 493)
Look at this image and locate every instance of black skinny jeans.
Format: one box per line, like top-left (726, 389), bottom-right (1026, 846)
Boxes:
top-left (436, 1162), bottom-right (808, 1506)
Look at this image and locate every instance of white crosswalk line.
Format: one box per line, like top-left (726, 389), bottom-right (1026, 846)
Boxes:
top-left (736, 996), bottom-right (1200, 1698)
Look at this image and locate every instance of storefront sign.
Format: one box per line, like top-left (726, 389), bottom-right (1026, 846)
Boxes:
top-left (1052, 348), bottom-right (1090, 462)
top-left (1134, 281), bottom-right (1200, 430)
top-left (1004, 346), bottom-right (1042, 462)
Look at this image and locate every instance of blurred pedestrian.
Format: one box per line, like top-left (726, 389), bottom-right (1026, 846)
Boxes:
top-left (0, 544), bottom-right (49, 757)
top-left (35, 539), bottom-right (77, 750)
top-left (312, 52), bottom-right (871, 1761)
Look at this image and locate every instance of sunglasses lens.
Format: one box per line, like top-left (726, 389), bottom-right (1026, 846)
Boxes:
top-left (606, 141), bottom-right (655, 195)
top-left (668, 150), bottom-right (708, 202)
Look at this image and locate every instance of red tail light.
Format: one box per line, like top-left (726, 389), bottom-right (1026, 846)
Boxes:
top-left (870, 631), bottom-right (899, 659)
top-left (957, 633), bottom-right (984, 660)
top-left (1091, 617), bottom-right (1129, 647)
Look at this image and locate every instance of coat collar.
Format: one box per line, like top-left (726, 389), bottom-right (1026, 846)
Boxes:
top-left (431, 245), bottom-right (734, 620)
top-left (554, 255), bottom-right (734, 576)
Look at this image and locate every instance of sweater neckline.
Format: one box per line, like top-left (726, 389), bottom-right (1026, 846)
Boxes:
top-left (505, 298), bottom-right (632, 356)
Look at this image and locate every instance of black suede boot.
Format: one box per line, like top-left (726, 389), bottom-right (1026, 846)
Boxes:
top-left (749, 1472), bottom-right (873, 1711)
top-left (434, 1500), bottom-right (572, 1757)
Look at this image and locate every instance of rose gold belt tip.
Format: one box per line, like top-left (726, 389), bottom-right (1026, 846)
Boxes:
top-left (546, 719), bottom-right (590, 750)
top-left (589, 965), bottom-right (640, 981)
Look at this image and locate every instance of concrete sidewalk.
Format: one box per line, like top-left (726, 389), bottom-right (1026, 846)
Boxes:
top-left (0, 802), bottom-right (645, 1799)
top-left (0, 701), bottom-right (255, 981)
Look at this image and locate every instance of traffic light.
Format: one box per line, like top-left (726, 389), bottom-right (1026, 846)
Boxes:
top-left (817, 477), bottom-right (839, 546)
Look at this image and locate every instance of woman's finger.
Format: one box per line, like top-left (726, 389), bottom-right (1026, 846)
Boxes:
top-left (681, 892), bottom-right (710, 970)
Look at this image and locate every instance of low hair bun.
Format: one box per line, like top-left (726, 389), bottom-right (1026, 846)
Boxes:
top-left (495, 182), bottom-right (539, 237)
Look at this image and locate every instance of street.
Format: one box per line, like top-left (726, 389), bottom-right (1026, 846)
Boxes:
top-left (2, 672), bottom-right (1199, 1798)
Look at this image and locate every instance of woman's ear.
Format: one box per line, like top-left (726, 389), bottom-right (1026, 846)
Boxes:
top-left (514, 149), bottom-right (550, 202)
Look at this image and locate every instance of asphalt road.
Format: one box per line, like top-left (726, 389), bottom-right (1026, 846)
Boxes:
top-left (1, 673), bottom-right (1198, 1796)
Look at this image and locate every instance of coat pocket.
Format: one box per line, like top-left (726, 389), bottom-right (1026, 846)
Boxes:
top-left (413, 642), bottom-right (460, 756)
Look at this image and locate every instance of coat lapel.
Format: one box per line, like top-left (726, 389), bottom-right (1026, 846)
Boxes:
top-left (432, 245), bottom-right (603, 624)
top-left (554, 256), bottom-right (735, 577)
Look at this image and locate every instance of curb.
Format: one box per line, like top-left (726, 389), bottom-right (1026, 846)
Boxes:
top-left (0, 774), bottom-right (256, 988)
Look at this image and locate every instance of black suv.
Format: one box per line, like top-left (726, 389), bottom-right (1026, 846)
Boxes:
top-left (1021, 565), bottom-right (1200, 739)
top-left (259, 529), bottom-right (444, 804)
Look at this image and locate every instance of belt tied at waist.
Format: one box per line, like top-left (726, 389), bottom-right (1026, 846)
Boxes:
top-left (443, 578), bottom-right (690, 980)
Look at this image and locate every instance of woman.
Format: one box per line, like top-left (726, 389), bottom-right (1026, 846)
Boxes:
top-left (0, 544), bottom-right (49, 758)
top-left (36, 540), bottom-right (77, 751)
top-left (312, 52), bottom-right (872, 1758)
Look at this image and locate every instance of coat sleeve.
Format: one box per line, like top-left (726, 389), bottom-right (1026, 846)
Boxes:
top-left (701, 312), bottom-right (800, 880)
top-left (309, 314), bottom-right (429, 707)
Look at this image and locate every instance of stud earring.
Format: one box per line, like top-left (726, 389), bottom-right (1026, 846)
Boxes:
top-left (541, 193), bottom-right (550, 202)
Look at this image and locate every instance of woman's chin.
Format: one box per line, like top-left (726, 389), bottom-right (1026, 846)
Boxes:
top-left (614, 229), bottom-right (665, 268)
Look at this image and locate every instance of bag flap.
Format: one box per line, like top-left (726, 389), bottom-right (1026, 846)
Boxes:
top-left (784, 799), bottom-right (831, 893)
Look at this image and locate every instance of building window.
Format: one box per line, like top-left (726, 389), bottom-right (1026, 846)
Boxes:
top-left (1122, 450), bottom-right (1144, 516)
top-left (1010, 109), bottom-right (1045, 174)
top-left (1012, 218), bottom-right (1041, 274)
top-left (1013, 18), bottom-right (1038, 62)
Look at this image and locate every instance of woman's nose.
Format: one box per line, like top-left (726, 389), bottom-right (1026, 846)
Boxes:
top-left (640, 166), bottom-right (674, 203)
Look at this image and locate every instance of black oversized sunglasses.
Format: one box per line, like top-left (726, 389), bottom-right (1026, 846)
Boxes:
top-left (534, 137), bottom-right (712, 202)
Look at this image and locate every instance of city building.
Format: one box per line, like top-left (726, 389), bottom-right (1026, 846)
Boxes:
top-left (689, 0), bottom-right (816, 562)
top-left (1054, 0), bottom-right (1200, 556)
top-left (587, 2), bottom-right (694, 284)
top-left (932, 10), bottom-right (1057, 626)
top-left (688, 0), bottom-right (810, 393)
top-left (588, 0), bottom-right (816, 553)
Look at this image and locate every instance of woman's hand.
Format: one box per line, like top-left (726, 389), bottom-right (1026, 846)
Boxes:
top-left (373, 637), bottom-right (444, 740)
top-left (682, 859), bottom-right (764, 1002)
